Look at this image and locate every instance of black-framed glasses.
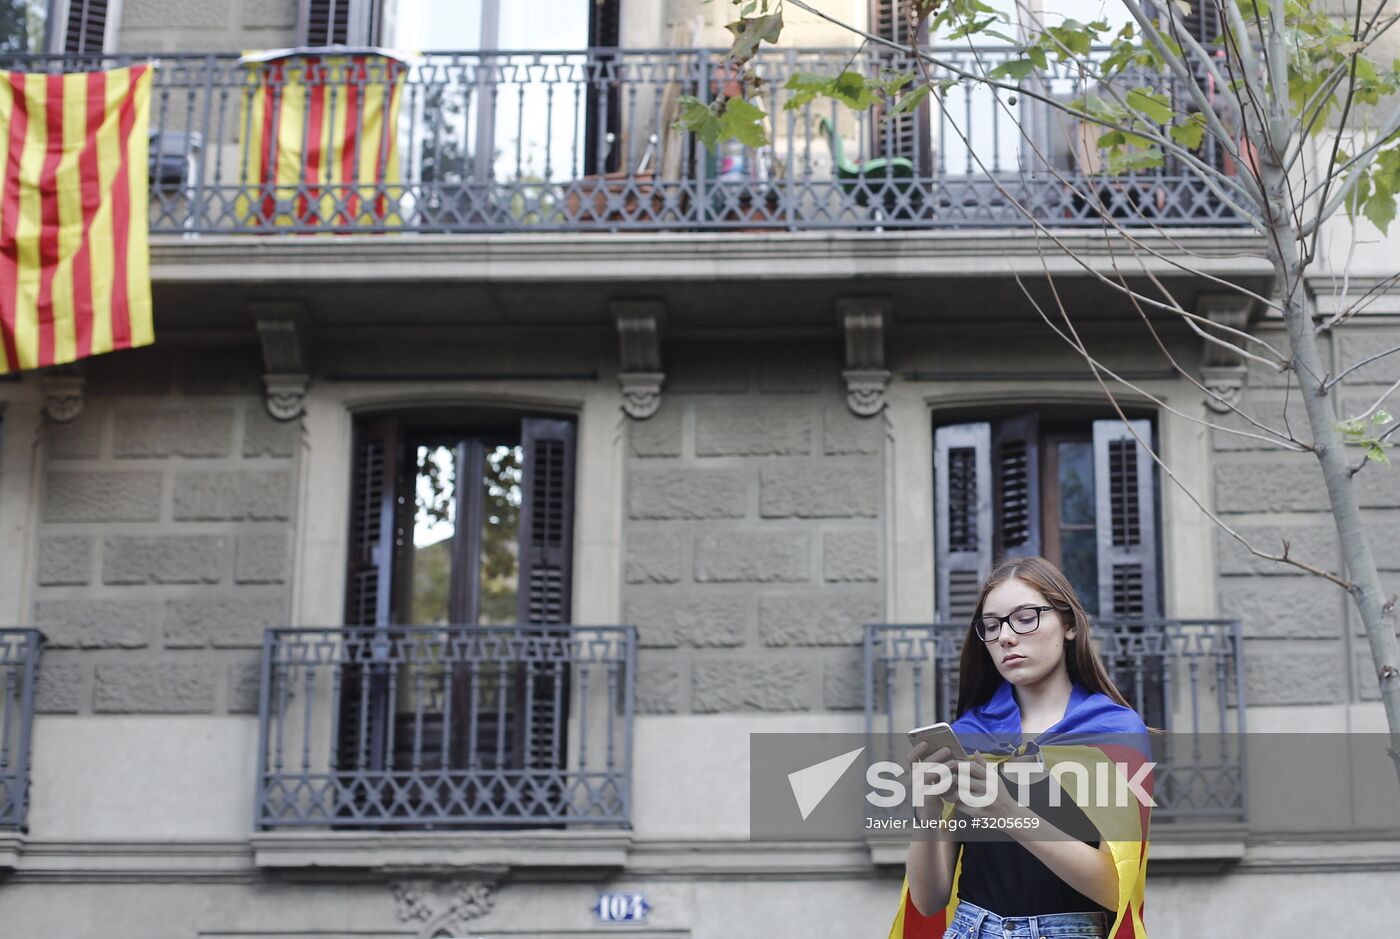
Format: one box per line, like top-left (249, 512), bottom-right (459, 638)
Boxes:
top-left (973, 605), bottom-right (1054, 642)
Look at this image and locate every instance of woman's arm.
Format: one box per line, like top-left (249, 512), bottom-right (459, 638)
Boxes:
top-left (905, 833), bottom-right (961, 916)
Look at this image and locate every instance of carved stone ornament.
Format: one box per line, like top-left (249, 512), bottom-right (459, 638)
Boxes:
top-left (620, 370), bottom-right (665, 420)
top-left (844, 367), bottom-right (892, 417)
top-left (391, 880), bottom-right (497, 939)
top-left (1195, 293), bottom-right (1253, 414)
top-left (263, 373), bottom-right (309, 421)
top-left (42, 370), bottom-right (85, 423)
top-left (1201, 365), bottom-right (1246, 414)
top-left (253, 311), bottom-right (309, 421)
top-left (838, 297), bottom-right (891, 416)
top-left (614, 300), bottom-right (665, 420)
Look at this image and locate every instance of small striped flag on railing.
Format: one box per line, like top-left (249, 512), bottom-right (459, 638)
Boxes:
top-left (0, 64), bottom-right (154, 374)
top-left (237, 49), bottom-right (409, 229)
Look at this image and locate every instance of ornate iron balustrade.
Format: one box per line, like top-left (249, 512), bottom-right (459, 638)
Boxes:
top-left (0, 629), bottom-right (41, 830)
top-left (0, 48), bottom-right (1249, 233)
top-left (864, 619), bottom-right (1247, 822)
top-left (256, 625), bottom-right (635, 829)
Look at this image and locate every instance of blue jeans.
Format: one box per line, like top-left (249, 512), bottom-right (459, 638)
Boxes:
top-left (944, 898), bottom-right (1109, 939)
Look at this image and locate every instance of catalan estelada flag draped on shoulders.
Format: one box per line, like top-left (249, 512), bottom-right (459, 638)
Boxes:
top-left (0, 65), bottom-right (154, 374)
top-left (887, 679), bottom-right (1154, 939)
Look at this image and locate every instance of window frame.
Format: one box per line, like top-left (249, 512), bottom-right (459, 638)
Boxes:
top-left (933, 411), bottom-right (1162, 622)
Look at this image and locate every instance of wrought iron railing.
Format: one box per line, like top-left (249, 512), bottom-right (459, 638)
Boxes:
top-left (864, 619), bottom-right (1247, 822)
top-left (256, 625), bottom-right (635, 829)
top-left (0, 629), bottom-right (42, 830)
top-left (0, 47), bottom-right (1248, 233)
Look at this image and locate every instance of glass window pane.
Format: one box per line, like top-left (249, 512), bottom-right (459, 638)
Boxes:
top-left (477, 444), bottom-right (522, 625)
top-left (411, 444), bottom-right (457, 625)
top-left (1060, 528), bottom-right (1098, 616)
top-left (1058, 440), bottom-right (1094, 524)
top-left (0, 1), bottom-right (48, 54)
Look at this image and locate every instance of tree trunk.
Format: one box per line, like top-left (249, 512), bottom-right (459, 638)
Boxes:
top-left (1256, 141), bottom-right (1400, 788)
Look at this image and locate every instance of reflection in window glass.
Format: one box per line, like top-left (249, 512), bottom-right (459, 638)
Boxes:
top-left (412, 444), bottom-right (457, 626)
top-left (1059, 441), bottom-right (1094, 525)
top-left (478, 444), bottom-right (522, 625)
top-left (0, 0), bottom-right (48, 54)
top-left (1057, 441), bottom-right (1098, 614)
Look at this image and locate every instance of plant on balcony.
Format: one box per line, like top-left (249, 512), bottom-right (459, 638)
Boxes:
top-left (688, 0), bottom-right (1400, 785)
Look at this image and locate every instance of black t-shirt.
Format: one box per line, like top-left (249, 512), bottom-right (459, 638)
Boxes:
top-left (952, 762), bottom-right (1115, 917)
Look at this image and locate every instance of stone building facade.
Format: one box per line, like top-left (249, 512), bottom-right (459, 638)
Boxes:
top-left (0, 1), bottom-right (1397, 937)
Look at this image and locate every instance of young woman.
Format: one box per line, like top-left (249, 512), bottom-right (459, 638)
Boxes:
top-left (886, 555), bottom-right (1156, 939)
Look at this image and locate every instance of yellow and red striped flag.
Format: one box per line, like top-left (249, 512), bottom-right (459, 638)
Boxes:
top-left (237, 50), bottom-right (408, 229)
top-left (0, 64), bottom-right (153, 374)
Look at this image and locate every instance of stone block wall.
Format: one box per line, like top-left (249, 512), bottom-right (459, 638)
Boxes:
top-left (1215, 323), bottom-right (1400, 705)
top-left (31, 345), bottom-right (299, 717)
top-left (116, 0), bottom-right (297, 53)
top-left (623, 340), bottom-right (885, 715)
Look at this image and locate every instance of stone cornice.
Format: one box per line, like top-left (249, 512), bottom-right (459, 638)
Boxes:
top-left (5, 829), bottom-right (1400, 883)
top-left (148, 230), bottom-right (1274, 285)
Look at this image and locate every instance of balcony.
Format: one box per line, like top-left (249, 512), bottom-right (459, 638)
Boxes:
top-left (0, 629), bottom-right (41, 834)
top-left (2, 48), bottom-right (1248, 236)
top-left (255, 624), bottom-right (635, 834)
top-left (864, 618), bottom-right (1248, 859)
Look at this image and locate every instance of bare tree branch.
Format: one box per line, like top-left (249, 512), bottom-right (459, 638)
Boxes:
top-left (1324, 342), bottom-right (1400, 390)
top-left (1015, 265), bottom-right (1351, 587)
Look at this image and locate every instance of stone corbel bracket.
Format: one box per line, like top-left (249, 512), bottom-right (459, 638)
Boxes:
top-left (42, 363), bottom-right (86, 423)
top-left (839, 297), bottom-right (891, 416)
top-left (252, 303), bottom-right (310, 421)
top-left (1196, 292), bottom-right (1255, 414)
top-left (614, 300), bottom-right (665, 420)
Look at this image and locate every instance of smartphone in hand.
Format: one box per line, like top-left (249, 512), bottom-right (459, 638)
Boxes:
top-left (906, 721), bottom-right (969, 762)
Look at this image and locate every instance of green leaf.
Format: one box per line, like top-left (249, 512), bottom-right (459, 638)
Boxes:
top-left (676, 95), bottom-right (723, 149)
top-left (1169, 113), bottom-right (1207, 150)
top-left (831, 69), bottom-right (875, 108)
top-left (1362, 178), bottom-right (1397, 234)
top-left (990, 58), bottom-right (1037, 81)
top-left (719, 95), bottom-right (769, 147)
top-left (889, 83), bottom-right (932, 116)
top-left (725, 11), bottom-right (784, 63)
top-left (1127, 87), bottom-right (1173, 124)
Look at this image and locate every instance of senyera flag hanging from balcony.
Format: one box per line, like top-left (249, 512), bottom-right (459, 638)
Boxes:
top-left (0, 64), bottom-right (154, 374)
top-left (237, 47), bottom-right (411, 229)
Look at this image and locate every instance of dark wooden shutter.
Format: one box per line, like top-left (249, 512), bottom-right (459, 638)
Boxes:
top-left (934, 422), bottom-right (992, 624)
top-left (585, 0), bottom-right (623, 174)
top-left (512, 417), bottom-right (576, 811)
top-left (870, 0), bottom-right (931, 174)
top-left (301, 0), bottom-right (382, 45)
top-left (992, 413), bottom-right (1041, 560)
top-left (1092, 419), bottom-right (1159, 618)
top-left (62, 0), bottom-right (108, 54)
top-left (517, 417), bottom-right (576, 626)
top-left (337, 418), bottom-right (401, 794)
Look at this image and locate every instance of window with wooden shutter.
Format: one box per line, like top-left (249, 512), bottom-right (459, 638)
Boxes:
top-left (55, 0), bottom-right (110, 54)
top-left (335, 418), bottom-right (400, 807)
top-left (1092, 418), bottom-right (1160, 618)
top-left (935, 422), bottom-right (993, 623)
top-left (511, 417), bottom-right (576, 796)
top-left (992, 412), bottom-right (1041, 560)
top-left (299, 0), bottom-right (382, 46)
top-left (869, 0), bottom-right (932, 174)
top-left (335, 412), bottom-right (577, 826)
top-left (935, 413), bottom-right (1159, 622)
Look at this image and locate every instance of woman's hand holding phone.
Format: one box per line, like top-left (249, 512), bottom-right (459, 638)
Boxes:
top-left (906, 739), bottom-right (958, 823)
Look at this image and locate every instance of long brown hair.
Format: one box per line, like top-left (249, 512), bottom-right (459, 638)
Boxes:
top-left (954, 554), bottom-right (1165, 735)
